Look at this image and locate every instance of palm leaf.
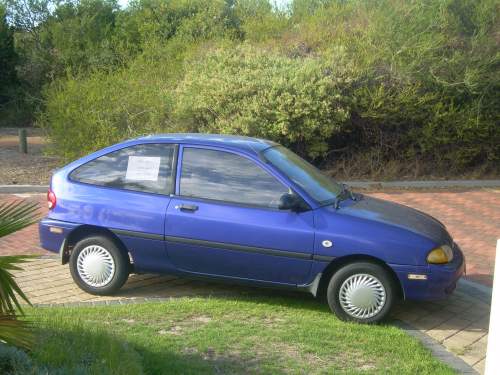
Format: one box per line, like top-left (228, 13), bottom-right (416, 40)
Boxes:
top-left (0, 199), bottom-right (39, 316)
top-left (0, 314), bottom-right (33, 349)
top-left (0, 200), bottom-right (40, 238)
top-left (0, 256), bottom-right (33, 315)
top-left (0, 199), bottom-right (40, 350)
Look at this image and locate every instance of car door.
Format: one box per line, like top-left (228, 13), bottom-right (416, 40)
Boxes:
top-left (165, 145), bottom-right (315, 285)
top-left (67, 142), bottom-right (177, 273)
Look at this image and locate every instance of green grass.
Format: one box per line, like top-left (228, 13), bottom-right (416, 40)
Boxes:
top-left (24, 294), bottom-right (454, 374)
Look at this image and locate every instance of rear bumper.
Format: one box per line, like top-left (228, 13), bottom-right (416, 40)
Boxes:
top-left (38, 218), bottom-right (78, 253)
top-left (392, 244), bottom-right (465, 301)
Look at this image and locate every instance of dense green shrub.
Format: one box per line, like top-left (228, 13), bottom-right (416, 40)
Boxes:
top-left (40, 49), bottom-right (176, 160)
top-left (0, 344), bottom-right (32, 374)
top-left (287, 0), bottom-right (500, 170)
top-left (0, 343), bottom-right (88, 375)
top-left (0, 4), bottom-right (23, 127)
top-left (37, 0), bottom-right (499, 174)
top-left (174, 44), bottom-right (353, 158)
top-left (234, 0), bottom-right (289, 42)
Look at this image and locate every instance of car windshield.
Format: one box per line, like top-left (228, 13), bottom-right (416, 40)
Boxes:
top-left (262, 146), bottom-right (342, 205)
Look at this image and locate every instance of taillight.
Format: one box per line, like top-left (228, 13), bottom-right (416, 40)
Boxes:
top-left (47, 189), bottom-right (56, 209)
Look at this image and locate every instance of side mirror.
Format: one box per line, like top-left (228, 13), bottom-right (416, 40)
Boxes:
top-left (278, 192), bottom-right (305, 212)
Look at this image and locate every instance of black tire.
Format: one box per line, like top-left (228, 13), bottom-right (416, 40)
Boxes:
top-left (69, 235), bottom-right (129, 295)
top-left (326, 262), bottom-right (395, 324)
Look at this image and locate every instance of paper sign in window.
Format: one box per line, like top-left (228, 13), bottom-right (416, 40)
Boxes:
top-left (125, 156), bottom-right (161, 181)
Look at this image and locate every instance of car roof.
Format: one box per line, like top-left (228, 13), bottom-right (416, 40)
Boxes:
top-left (136, 133), bottom-right (279, 155)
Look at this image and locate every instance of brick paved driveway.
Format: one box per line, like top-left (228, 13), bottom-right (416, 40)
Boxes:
top-left (1, 189), bottom-right (498, 286)
top-left (371, 189), bottom-right (499, 287)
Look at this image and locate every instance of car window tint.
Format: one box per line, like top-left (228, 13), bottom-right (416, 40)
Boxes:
top-left (70, 144), bottom-right (175, 195)
top-left (180, 147), bottom-right (289, 208)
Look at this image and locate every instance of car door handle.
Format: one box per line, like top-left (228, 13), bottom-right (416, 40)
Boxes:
top-left (175, 204), bottom-right (199, 212)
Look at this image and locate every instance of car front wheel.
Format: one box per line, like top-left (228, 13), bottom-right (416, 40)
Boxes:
top-left (326, 262), bottom-right (395, 324)
top-left (69, 235), bottom-right (129, 295)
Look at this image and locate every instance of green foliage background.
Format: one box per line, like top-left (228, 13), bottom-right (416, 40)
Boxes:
top-left (2, 0), bottom-right (499, 176)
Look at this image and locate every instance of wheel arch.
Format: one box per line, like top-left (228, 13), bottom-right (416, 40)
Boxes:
top-left (62, 225), bottom-right (131, 267)
top-left (316, 254), bottom-right (404, 301)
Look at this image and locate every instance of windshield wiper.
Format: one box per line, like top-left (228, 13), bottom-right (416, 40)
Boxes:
top-left (333, 185), bottom-right (347, 209)
top-left (334, 184), bottom-right (357, 209)
top-left (344, 183), bottom-right (358, 202)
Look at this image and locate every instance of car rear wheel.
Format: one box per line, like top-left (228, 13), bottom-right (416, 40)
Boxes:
top-left (326, 262), bottom-right (395, 324)
top-left (69, 235), bottom-right (129, 295)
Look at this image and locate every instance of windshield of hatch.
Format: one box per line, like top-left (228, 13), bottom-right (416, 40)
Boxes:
top-left (262, 145), bottom-right (343, 205)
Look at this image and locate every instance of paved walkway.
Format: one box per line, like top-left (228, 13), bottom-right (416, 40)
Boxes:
top-left (1, 189), bottom-right (499, 286)
top-left (14, 256), bottom-right (490, 374)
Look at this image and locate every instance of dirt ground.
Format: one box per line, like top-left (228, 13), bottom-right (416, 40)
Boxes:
top-left (0, 128), bottom-right (61, 185)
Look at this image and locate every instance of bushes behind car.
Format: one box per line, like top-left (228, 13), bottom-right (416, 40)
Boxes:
top-left (40, 0), bottom-right (499, 175)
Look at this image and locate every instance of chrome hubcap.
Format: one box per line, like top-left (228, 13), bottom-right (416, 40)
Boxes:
top-left (77, 245), bottom-right (115, 288)
top-left (339, 273), bottom-right (386, 319)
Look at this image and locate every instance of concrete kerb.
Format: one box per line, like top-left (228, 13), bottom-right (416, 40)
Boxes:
top-left (0, 185), bottom-right (49, 194)
top-left (396, 320), bottom-right (478, 374)
top-left (396, 279), bottom-right (492, 374)
top-left (347, 180), bottom-right (500, 190)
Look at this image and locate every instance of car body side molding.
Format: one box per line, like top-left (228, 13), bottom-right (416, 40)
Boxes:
top-left (165, 235), bottom-right (312, 260)
top-left (111, 228), bottom-right (337, 262)
top-left (110, 228), bottom-right (164, 241)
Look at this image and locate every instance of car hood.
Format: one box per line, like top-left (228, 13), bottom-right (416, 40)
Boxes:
top-left (338, 195), bottom-right (452, 246)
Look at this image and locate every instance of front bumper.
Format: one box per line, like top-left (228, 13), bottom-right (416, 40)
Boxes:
top-left (392, 243), bottom-right (465, 301)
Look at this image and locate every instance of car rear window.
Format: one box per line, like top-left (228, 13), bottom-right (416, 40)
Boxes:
top-left (180, 147), bottom-right (289, 208)
top-left (70, 143), bottom-right (176, 195)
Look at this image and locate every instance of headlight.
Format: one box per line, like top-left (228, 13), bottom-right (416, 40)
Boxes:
top-left (427, 245), bottom-right (454, 264)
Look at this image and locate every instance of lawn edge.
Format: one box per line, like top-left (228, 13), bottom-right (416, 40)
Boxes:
top-left (394, 319), bottom-right (478, 374)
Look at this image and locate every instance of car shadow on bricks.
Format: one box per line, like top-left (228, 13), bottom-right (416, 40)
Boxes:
top-left (108, 275), bottom-right (328, 313)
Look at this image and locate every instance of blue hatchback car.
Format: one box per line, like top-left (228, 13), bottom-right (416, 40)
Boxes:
top-left (39, 134), bottom-right (465, 323)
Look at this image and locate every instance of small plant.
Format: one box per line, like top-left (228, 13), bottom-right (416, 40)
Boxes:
top-left (0, 342), bottom-right (33, 374)
top-left (0, 200), bottom-right (40, 349)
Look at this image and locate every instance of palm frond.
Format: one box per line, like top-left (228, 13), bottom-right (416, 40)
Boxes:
top-left (0, 200), bottom-right (40, 239)
top-left (0, 199), bottom-right (39, 350)
top-left (0, 200), bottom-right (39, 316)
top-left (0, 314), bottom-right (33, 349)
top-left (0, 256), bottom-right (33, 315)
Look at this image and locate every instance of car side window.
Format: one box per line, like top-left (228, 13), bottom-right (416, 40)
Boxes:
top-left (70, 143), bottom-right (176, 195)
top-left (180, 147), bottom-right (289, 208)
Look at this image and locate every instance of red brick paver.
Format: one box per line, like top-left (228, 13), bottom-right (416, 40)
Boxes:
top-left (370, 189), bottom-right (499, 286)
top-left (0, 193), bottom-right (49, 256)
top-left (1, 189), bottom-right (499, 286)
